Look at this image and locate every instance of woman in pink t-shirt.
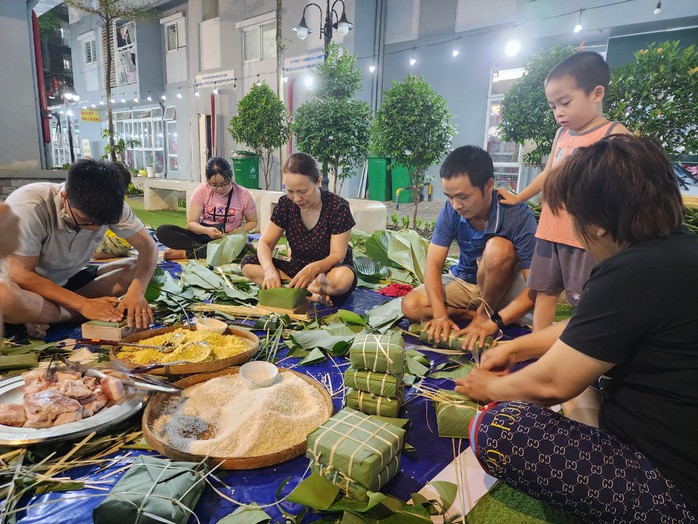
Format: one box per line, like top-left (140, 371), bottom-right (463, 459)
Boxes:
top-left (156, 157), bottom-right (257, 260)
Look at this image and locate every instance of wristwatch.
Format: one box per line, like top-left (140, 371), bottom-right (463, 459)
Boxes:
top-left (489, 311), bottom-right (506, 331)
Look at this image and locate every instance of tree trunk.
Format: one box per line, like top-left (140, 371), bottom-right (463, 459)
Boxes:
top-left (104, 19), bottom-right (116, 162)
top-left (276, 0), bottom-right (287, 191)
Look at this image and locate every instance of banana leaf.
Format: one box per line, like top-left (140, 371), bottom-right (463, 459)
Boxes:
top-left (365, 231), bottom-right (395, 267)
top-left (306, 408), bottom-right (405, 490)
top-left (354, 256), bottom-right (390, 282)
top-left (180, 261), bottom-right (225, 290)
top-left (434, 390), bottom-right (480, 439)
top-left (258, 287), bottom-right (310, 309)
top-left (366, 299), bottom-right (404, 334)
top-left (387, 230), bottom-right (429, 283)
top-left (92, 455), bottom-right (208, 524)
top-left (206, 234), bottom-right (248, 267)
top-left (290, 330), bottom-right (356, 353)
top-left (323, 310), bottom-right (367, 326)
top-left (312, 455), bottom-right (400, 501)
top-left (0, 353), bottom-right (39, 370)
top-left (349, 332), bottom-right (404, 374)
top-left (218, 504), bottom-right (271, 524)
top-left (345, 388), bottom-right (404, 418)
top-left (419, 330), bottom-right (495, 353)
top-left (344, 369), bottom-right (403, 398)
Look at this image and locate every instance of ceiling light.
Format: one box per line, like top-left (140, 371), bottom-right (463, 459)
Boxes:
top-left (654, 1), bottom-right (662, 14)
top-left (573, 9), bottom-right (583, 33)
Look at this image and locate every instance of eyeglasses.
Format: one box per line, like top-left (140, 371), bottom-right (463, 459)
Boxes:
top-left (208, 180), bottom-right (232, 189)
top-left (66, 200), bottom-right (97, 228)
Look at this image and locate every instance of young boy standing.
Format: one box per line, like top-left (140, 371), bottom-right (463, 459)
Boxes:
top-left (499, 51), bottom-right (631, 330)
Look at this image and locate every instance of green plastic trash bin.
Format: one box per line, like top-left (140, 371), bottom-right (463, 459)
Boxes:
top-left (231, 151), bottom-right (260, 189)
top-left (367, 157), bottom-right (392, 201)
top-left (391, 162), bottom-right (414, 203)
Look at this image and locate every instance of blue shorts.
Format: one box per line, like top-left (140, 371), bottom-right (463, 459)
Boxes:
top-left (526, 239), bottom-right (596, 306)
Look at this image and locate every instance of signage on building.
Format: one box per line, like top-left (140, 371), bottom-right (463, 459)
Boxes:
top-left (284, 51), bottom-right (325, 75)
top-left (80, 109), bottom-right (100, 122)
top-left (195, 69), bottom-right (236, 88)
top-left (81, 139), bottom-right (93, 159)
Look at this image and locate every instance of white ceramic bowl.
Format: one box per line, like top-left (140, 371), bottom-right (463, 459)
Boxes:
top-left (240, 361), bottom-right (279, 388)
top-left (194, 317), bottom-right (228, 335)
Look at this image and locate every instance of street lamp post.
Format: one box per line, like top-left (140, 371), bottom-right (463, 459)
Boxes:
top-left (293, 0), bottom-right (353, 58)
top-left (63, 91), bottom-right (80, 163)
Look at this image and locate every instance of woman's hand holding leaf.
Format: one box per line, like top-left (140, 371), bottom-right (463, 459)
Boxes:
top-left (206, 227), bottom-right (225, 239)
top-left (288, 263), bottom-right (320, 289)
top-left (454, 368), bottom-right (497, 402)
top-left (262, 268), bottom-right (282, 289)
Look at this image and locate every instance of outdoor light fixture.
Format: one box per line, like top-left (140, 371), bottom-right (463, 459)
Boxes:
top-left (573, 9), bottom-right (583, 33)
top-left (161, 94), bottom-right (167, 100)
top-left (654, 1), bottom-right (662, 14)
top-left (452, 47), bottom-right (460, 57)
top-left (195, 90), bottom-right (200, 97)
top-left (293, 0), bottom-right (353, 57)
top-left (409, 56), bottom-right (417, 66)
top-left (147, 91), bottom-right (152, 102)
top-left (120, 98), bottom-right (126, 103)
top-left (504, 39), bottom-right (521, 57)
top-left (369, 64), bottom-right (376, 73)
top-left (133, 96), bottom-right (139, 102)
top-left (213, 88), bottom-right (219, 94)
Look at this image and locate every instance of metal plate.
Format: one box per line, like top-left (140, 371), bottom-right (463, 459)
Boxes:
top-left (0, 375), bottom-right (149, 446)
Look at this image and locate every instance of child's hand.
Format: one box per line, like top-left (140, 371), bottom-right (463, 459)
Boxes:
top-left (497, 188), bottom-right (519, 206)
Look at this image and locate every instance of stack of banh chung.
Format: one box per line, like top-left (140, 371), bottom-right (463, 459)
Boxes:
top-left (344, 332), bottom-right (405, 417)
top-left (307, 407), bottom-right (405, 501)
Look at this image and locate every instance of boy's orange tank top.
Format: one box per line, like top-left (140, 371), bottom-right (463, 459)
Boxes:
top-left (536, 121), bottom-right (621, 248)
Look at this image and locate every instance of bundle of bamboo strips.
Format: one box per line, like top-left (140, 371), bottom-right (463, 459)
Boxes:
top-left (190, 303), bottom-right (310, 322)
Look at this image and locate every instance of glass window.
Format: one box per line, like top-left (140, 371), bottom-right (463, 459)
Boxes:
top-left (83, 38), bottom-right (96, 66)
top-left (243, 21), bottom-right (276, 62)
top-left (115, 20), bottom-right (137, 86)
top-left (113, 108), bottom-right (169, 173)
top-left (202, 0), bottom-right (218, 22)
top-left (167, 121), bottom-right (179, 173)
top-left (261, 22), bottom-right (276, 60)
top-left (166, 19), bottom-right (186, 52)
top-left (244, 27), bottom-right (260, 61)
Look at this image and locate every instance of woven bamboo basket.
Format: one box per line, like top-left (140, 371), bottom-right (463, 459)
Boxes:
top-left (111, 325), bottom-right (259, 375)
top-left (142, 367), bottom-right (334, 469)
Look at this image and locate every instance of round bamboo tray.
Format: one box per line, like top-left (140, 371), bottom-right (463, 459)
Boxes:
top-left (111, 325), bottom-right (258, 375)
top-left (142, 367), bottom-right (333, 469)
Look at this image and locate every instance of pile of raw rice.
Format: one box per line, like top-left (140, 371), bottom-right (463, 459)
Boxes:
top-left (150, 372), bottom-right (331, 457)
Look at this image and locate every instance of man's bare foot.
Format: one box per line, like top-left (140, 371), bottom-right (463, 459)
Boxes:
top-left (308, 293), bottom-right (333, 307)
top-left (163, 248), bottom-right (187, 261)
top-left (25, 323), bottom-right (49, 339)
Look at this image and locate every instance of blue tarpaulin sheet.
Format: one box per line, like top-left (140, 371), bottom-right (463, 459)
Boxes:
top-left (12, 279), bottom-right (529, 523)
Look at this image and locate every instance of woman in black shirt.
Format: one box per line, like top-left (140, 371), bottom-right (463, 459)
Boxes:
top-left (457, 135), bottom-right (697, 523)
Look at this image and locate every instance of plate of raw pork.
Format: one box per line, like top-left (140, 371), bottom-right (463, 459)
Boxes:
top-left (0, 367), bottom-right (148, 445)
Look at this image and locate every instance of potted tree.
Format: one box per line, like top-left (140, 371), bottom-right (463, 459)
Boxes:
top-left (229, 83), bottom-right (290, 190)
top-left (292, 44), bottom-right (372, 195)
top-left (370, 75), bottom-right (454, 227)
top-left (498, 45), bottom-right (576, 169)
top-left (606, 40), bottom-right (698, 160)
top-left (146, 154), bottom-right (156, 178)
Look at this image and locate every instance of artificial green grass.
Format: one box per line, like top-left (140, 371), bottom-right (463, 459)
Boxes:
top-left (126, 196), bottom-right (187, 230)
top-left (466, 482), bottom-right (584, 524)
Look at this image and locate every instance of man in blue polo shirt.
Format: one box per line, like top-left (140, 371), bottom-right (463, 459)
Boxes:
top-left (402, 145), bottom-right (537, 351)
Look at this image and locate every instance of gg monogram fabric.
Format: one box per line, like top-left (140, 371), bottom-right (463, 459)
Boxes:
top-left (470, 401), bottom-right (696, 523)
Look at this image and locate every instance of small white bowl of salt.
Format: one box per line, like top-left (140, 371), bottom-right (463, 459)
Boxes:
top-left (240, 361), bottom-right (279, 388)
top-left (194, 317), bottom-right (228, 334)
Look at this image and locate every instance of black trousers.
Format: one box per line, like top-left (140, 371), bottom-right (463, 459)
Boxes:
top-left (156, 225), bottom-right (210, 259)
